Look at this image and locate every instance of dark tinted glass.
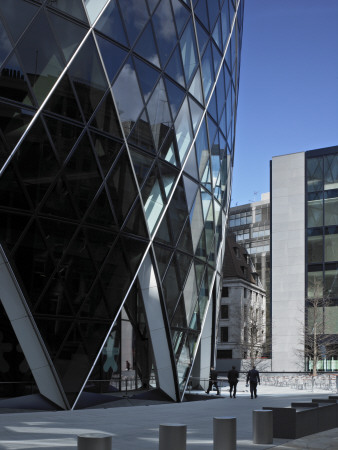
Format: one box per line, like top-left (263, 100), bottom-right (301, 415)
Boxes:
top-left (0, 0), bottom-right (38, 43)
top-left (152, 0), bottom-right (176, 67)
top-left (0, 53), bottom-right (33, 105)
top-left (95, 0), bottom-right (128, 46)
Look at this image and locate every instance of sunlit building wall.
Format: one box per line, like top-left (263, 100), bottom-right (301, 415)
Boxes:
top-left (0, 0), bottom-right (243, 409)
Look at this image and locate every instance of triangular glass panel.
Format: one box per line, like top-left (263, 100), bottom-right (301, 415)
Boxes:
top-left (127, 111), bottom-right (156, 153)
top-left (69, 33), bottom-right (108, 121)
top-left (165, 45), bottom-right (185, 87)
top-left (189, 189), bottom-right (203, 250)
top-left (207, 0), bottom-right (219, 31)
top-left (48, 11), bottom-right (87, 63)
top-left (0, 163), bottom-right (31, 210)
top-left (183, 145), bottom-right (198, 179)
top-left (122, 198), bottom-right (149, 238)
top-left (83, 0), bottom-right (109, 25)
top-left (134, 57), bottom-right (160, 103)
top-left (112, 57), bottom-right (144, 125)
top-left (118, 0), bottom-right (149, 46)
top-left (14, 118), bottom-right (60, 208)
top-left (212, 16), bottom-right (222, 51)
top-left (171, 0), bottom-right (190, 37)
top-left (90, 131), bottom-right (122, 176)
top-left (159, 128), bottom-right (179, 167)
top-left (158, 160), bottom-right (177, 200)
top-left (77, 282), bottom-right (110, 320)
top-left (0, 20), bottom-right (12, 68)
top-left (85, 187), bottom-right (116, 228)
top-left (162, 261), bottom-right (181, 319)
top-left (12, 218), bottom-right (51, 304)
top-left (201, 189), bottom-right (212, 221)
top-left (194, 260), bottom-right (205, 291)
top-left (182, 263), bottom-right (198, 324)
top-left (64, 133), bottom-right (103, 215)
top-left (168, 177), bottom-right (188, 244)
top-left (134, 22), bottom-right (160, 68)
top-left (152, 0), bottom-right (176, 68)
top-left (171, 302), bottom-right (187, 334)
top-left (90, 91), bottom-right (122, 138)
top-left (207, 115), bottom-right (218, 147)
top-left (175, 97), bottom-right (193, 164)
top-left (146, 77), bottom-right (172, 151)
top-left (194, 0), bottom-right (209, 30)
top-left (16, 10), bottom-right (64, 105)
top-left (48, 0), bottom-right (89, 24)
top-left (164, 77), bottom-right (185, 121)
top-left (180, 19), bottom-right (198, 85)
top-left (195, 21), bottom-right (209, 55)
top-left (129, 147), bottom-right (154, 188)
top-left (0, 211), bottom-right (30, 253)
top-left (44, 72), bottom-right (83, 123)
top-left (215, 67), bottom-right (225, 119)
top-left (201, 42), bottom-right (214, 101)
top-left (44, 115), bottom-right (83, 164)
top-left (142, 163), bottom-right (166, 235)
top-left (95, 33), bottom-right (128, 84)
top-left (85, 227), bottom-right (118, 273)
top-left (212, 42), bottom-right (222, 76)
top-left (183, 175), bottom-right (198, 212)
top-left (153, 244), bottom-right (173, 280)
top-left (176, 251), bottom-right (192, 289)
top-left (0, 52), bottom-right (34, 105)
top-left (195, 117), bottom-right (209, 178)
top-left (39, 175), bottom-right (78, 220)
top-left (154, 209), bottom-right (172, 245)
top-left (189, 97), bottom-right (203, 133)
top-left (188, 68), bottom-right (203, 105)
top-left (147, 0), bottom-right (160, 13)
top-left (0, 0), bottom-right (38, 43)
top-left (177, 220), bottom-right (193, 254)
top-left (195, 229), bottom-right (207, 260)
top-left (106, 149), bottom-right (138, 226)
top-left (221, 0), bottom-right (230, 48)
top-left (95, 0), bottom-right (127, 46)
top-left (207, 91), bottom-right (218, 122)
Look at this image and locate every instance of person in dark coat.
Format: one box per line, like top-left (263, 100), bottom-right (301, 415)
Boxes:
top-left (206, 367), bottom-right (220, 395)
top-left (246, 365), bottom-right (260, 399)
top-left (227, 365), bottom-right (239, 398)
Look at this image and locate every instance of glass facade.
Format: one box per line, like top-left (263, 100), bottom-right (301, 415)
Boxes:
top-left (306, 147), bottom-right (338, 371)
top-left (0, 0), bottom-right (243, 408)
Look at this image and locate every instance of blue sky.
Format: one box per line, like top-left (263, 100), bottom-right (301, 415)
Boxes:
top-left (231, 0), bottom-right (338, 206)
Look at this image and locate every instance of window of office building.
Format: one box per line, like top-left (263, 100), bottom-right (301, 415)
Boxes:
top-left (217, 349), bottom-right (232, 359)
top-left (220, 326), bottom-right (228, 342)
top-left (222, 286), bottom-right (229, 297)
top-left (220, 304), bottom-right (229, 319)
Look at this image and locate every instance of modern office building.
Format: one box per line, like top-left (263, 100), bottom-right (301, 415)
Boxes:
top-left (271, 147), bottom-right (338, 372)
top-left (217, 232), bottom-right (267, 371)
top-left (0, 0), bottom-right (244, 409)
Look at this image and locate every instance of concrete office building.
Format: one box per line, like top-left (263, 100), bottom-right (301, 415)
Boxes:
top-left (271, 147), bottom-right (338, 372)
top-left (0, 0), bottom-right (244, 409)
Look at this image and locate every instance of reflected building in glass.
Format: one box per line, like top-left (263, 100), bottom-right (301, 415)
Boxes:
top-left (271, 147), bottom-right (338, 372)
top-left (0, 0), bottom-right (244, 409)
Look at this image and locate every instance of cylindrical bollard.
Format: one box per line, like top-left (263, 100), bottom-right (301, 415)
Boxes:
top-left (213, 416), bottom-right (236, 450)
top-left (159, 423), bottom-right (186, 450)
top-left (78, 433), bottom-right (112, 450)
top-left (252, 410), bottom-right (273, 444)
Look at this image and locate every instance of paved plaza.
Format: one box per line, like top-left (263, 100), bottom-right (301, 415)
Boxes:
top-left (0, 381), bottom-right (337, 449)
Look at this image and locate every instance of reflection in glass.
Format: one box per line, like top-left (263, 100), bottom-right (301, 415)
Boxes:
top-left (307, 229), bottom-right (323, 263)
top-left (84, 0), bottom-right (109, 25)
top-left (180, 20), bottom-right (198, 85)
top-left (134, 22), bottom-right (160, 68)
top-left (325, 227), bottom-right (338, 262)
top-left (95, 0), bottom-right (127, 46)
top-left (175, 98), bottom-right (193, 163)
top-left (152, 0), bottom-right (176, 67)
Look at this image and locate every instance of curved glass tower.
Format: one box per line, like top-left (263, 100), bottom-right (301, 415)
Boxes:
top-left (0, 0), bottom-right (244, 409)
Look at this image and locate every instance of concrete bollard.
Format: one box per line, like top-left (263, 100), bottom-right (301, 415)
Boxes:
top-left (78, 433), bottom-right (112, 450)
top-left (159, 423), bottom-right (186, 450)
top-left (213, 416), bottom-right (236, 450)
top-left (253, 410), bottom-right (273, 444)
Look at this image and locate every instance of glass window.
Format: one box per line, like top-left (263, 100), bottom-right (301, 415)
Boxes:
top-left (325, 268), bottom-right (338, 298)
top-left (220, 326), bottom-right (228, 342)
top-left (324, 195), bottom-right (338, 226)
top-left (95, 0), bottom-right (128, 46)
top-left (307, 157), bottom-right (323, 192)
top-left (201, 42), bottom-right (214, 101)
top-left (217, 349), bottom-right (232, 359)
top-left (0, 0), bottom-right (38, 43)
top-left (152, 0), bottom-right (176, 67)
top-left (220, 304), bottom-right (229, 319)
top-left (308, 197), bottom-right (323, 228)
top-left (175, 97), bottom-right (193, 163)
top-left (325, 227), bottom-right (338, 262)
top-left (180, 20), bottom-right (198, 85)
top-left (324, 154), bottom-right (338, 191)
top-left (134, 22), bottom-right (160, 68)
top-left (307, 268), bottom-right (323, 298)
top-left (307, 229), bottom-right (323, 263)
top-left (222, 286), bottom-right (229, 297)
top-left (84, 0), bottom-right (109, 25)
top-left (119, 0), bottom-right (149, 46)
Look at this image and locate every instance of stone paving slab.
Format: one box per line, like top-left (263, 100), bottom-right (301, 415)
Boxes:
top-left (0, 383), bottom-right (336, 449)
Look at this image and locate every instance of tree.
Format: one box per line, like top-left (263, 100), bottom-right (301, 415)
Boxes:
top-left (299, 281), bottom-right (337, 376)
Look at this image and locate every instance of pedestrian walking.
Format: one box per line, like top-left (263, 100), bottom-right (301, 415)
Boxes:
top-left (227, 365), bottom-right (239, 398)
top-left (246, 365), bottom-right (260, 399)
top-left (206, 366), bottom-right (220, 395)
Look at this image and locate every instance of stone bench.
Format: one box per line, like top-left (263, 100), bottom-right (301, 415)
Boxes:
top-left (262, 398), bottom-right (338, 439)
